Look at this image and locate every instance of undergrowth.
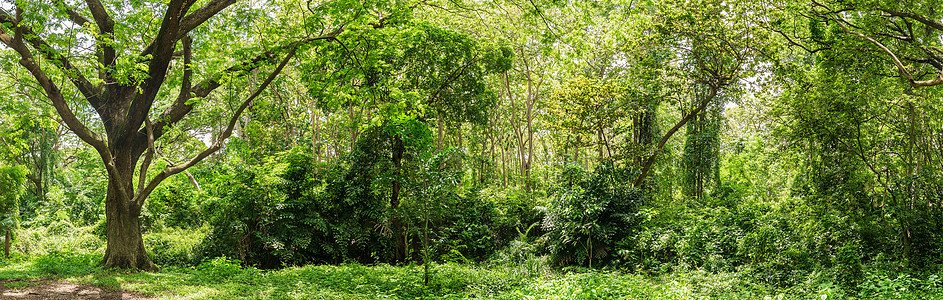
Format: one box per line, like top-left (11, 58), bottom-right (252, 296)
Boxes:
top-left (0, 252), bottom-right (942, 299)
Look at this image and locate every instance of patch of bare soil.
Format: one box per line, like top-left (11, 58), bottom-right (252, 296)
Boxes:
top-left (0, 279), bottom-right (154, 299)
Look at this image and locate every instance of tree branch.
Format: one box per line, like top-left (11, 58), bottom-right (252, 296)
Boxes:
top-left (881, 9), bottom-right (943, 32)
top-left (835, 19), bottom-right (943, 87)
top-left (124, 0), bottom-right (196, 145)
top-left (0, 25), bottom-right (131, 205)
top-left (135, 117), bottom-right (156, 198)
top-left (141, 28), bottom-right (344, 148)
top-left (53, 0), bottom-right (91, 26)
top-left (178, 0), bottom-right (236, 39)
top-left (140, 0), bottom-right (238, 57)
top-left (84, 0), bottom-right (115, 31)
top-left (132, 47), bottom-right (297, 207)
top-left (85, 0), bottom-right (117, 69)
top-left (0, 8), bottom-right (101, 103)
top-left (634, 85), bottom-right (720, 187)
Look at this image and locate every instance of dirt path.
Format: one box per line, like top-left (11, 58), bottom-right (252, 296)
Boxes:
top-left (0, 279), bottom-right (154, 300)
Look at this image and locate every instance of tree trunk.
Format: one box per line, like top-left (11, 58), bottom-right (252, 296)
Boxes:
top-left (634, 85), bottom-right (720, 187)
top-left (311, 102), bottom-right (322, 163)
top-left (4, 230), bottom-right (9, 259)
top-left (524, 73), bottom-right (538, 192)
top-left (436, 117), bottom-right (444, 152)
top-left (101, 184), bottom-right (156, 271)
top-left (457, 123), bottom-right (463, 149)
top-left (391, 135), bottom-right (405, 263)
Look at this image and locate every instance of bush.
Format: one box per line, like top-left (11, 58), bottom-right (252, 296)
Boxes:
top-left (32, 252), bottom-right (100, 276)
top-left (543, 163), bottom-right (645, 267)
top-left (403, 191), bottom-right (505, 263)
top-left (144, 226), bottom-right (207, 268)
top-left (479, 186), bottom-right (546, 246)
top-left (192, 256), bottom-right (245, 283)
top-left (199, 145), bottom-right (391, 267)
top-left (142, 180), bottom-right (204, 231)
top-left (14, 224), bottom-right (104, 256)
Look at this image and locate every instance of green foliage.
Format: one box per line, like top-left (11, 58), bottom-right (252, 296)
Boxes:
top-left (201, 144), bottom-right (393, 267)
top-left (13, 224), bottom-right (104, 257)
top-left (144, 226), bottom-right (207, 268)
top-left (627, 186), bottom-right (758, 274)
top-left (479, 186), bottom-right (547, 247)
top-left (0, 165), bottom-right (26, 231)
top-left (2, 252), bottom-right (943, 299)
top-left (142, 181), bottom-right (204, 231)
top-left (193, 256), bottom-right (246, 283)
top-left (543, 163), bottom-right (645, 267)
top-left (5, 0), bottom-right (943, 294)
top-left (31, 252), bottom-right (100, 277)
top-left (682, 103), bottom-right (722, 199)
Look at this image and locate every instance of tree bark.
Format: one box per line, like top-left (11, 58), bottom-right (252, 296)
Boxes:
top-left (4, 230), bottom-right (10, 259)
top-left (312, 104), bottom-right (322, 162)
top-left (102, 184), bottom-right (156, 271)
top-left (391, 135), bottom-right (405, 262)
top-left (437, 117), bottom-right (445, 152)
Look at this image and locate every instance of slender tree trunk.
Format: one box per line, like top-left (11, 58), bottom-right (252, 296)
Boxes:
top-left (501, 139), bottom-right (509, 187)
top-left (311, 102), bottom-right (322, 162)
top-left (597, 126), bottom-right (605, 160)
top-left (437, 117), bottom-right (444, 152)
top-left (489, 127), bottom-right (497, 184)
top-left (457, 123), bottom-right (463, 149)
top-left (4, 230), bottom-right (9, 259)
top-left (391, 135), bottom-right (405, 262)
top-left (634, 85), bottom-right (720, 187)
top-left (523, 69), bottom-right (540, 192)
top-left (525, 110), bottom-right (533, 191)
top-left (349, 105), bottom-right (358, 152)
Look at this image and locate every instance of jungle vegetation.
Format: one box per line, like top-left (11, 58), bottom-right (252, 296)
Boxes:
top-left (2, 0), bottom-right (943, 298)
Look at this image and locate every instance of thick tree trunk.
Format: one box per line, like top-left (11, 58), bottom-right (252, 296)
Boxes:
top-left (101, 184), bottom-right (157, 271)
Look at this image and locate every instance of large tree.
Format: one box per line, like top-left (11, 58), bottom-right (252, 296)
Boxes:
top-left (0, 0), bottom-right (396, 270)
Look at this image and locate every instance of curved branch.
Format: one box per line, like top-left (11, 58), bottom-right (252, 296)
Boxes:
top-left (123, 0), bottom-right (196, 144)
top-left (835, 20), bottom-right (943, 87)
top-left (140, 0), bottom-right (238, 57)
top-left (0, 8), bottom-right (101, 102)
top-left (141, 28), bottom-right (344, 148)
top-left (634, 85), bottom-right (720, 187)
top-left (0, 28), bottom-right (130, 204)
top-left (881, 9), bottom-right (943, 32)
top-left (84, 0), bottom-right (115, 31)
top-left (132, 47), bottom-right (298, 206)
top-left (85, 0), bottom-right (116, 68)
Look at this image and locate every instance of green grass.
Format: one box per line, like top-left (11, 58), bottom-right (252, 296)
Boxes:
top-left (0, 253), bottom-right (942, 299)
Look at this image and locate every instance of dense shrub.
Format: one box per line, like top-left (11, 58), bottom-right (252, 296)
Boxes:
top-left (142, 180), bottom-right (204, 231)
top-left (479, 186), bottom-right (546, 248)
top-left (199, 143), bottom-right (393, 267)
top-left (32, 252), bottom-right (100, 276)
top-left (144, 226), bottom-right (207, 268)
top-left (13, 224), bottom-right (104, 256)
top-left (403, 191), bottom-right (504, 263)
top-left (543, 163), bottom-right (645, 267)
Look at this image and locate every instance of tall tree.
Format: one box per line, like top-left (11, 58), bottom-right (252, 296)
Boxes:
top-left (0, 0), bottom-right (399, 270)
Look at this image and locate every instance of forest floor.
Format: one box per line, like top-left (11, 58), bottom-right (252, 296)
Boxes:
top-left (0, 278), bottom-right (152, 299)
top-left (0, 253), bottom-right (939, 299)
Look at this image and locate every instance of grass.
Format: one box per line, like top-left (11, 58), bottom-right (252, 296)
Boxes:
top-left (0, 253), bottom-right (942, 299)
